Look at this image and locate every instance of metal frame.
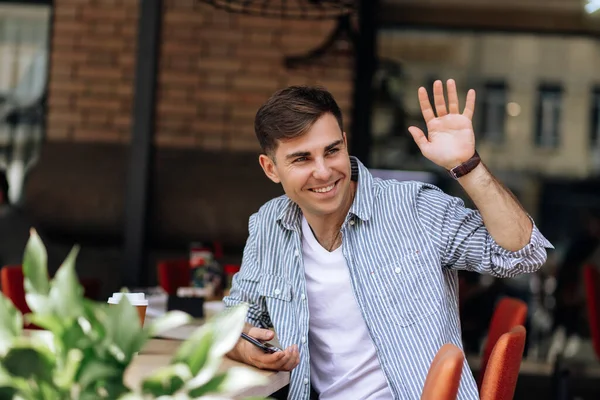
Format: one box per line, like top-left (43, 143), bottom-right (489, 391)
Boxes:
top-left (350, 0), bottom-right (378, 166)
top-left (123, 0), bottom-right (163, 287)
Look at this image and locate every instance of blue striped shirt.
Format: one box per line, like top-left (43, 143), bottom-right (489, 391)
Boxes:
top-left (224, 157), bottom-right (552, 399)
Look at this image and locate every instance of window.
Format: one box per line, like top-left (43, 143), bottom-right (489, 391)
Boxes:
top-left (535, 84), bottom-right (562, 148)
top-left (591, 87), bottom-right (600, 149)
top-left (479, 81), bottom-right (507, 144)
top-left (0, 3), bottom-right (51, 204)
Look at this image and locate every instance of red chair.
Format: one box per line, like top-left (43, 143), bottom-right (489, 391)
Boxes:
top-left (1, 265), bottom-right (102, 313)
top-left (157, 259), bottom-right (191, 295)
top-left (583, 265), bottom-right (600, 360)
top-left (478, 297), bottom-right (528, 389)
top-left (1, 265), bottom-right (31, 316)
top-left (421, 343), bottom-right (464, 400)
top-left (479, 325), bottom-right (527, 400)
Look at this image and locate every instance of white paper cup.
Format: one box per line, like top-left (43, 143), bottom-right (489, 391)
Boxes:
top-left (107, 293), bottom-right (148, 326)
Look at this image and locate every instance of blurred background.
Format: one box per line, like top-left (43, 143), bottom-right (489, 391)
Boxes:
top-left (1, 0), bottom-right (600, 398)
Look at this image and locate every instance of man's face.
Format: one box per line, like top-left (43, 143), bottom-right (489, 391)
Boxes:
top-left (259, 113), bottom-right (352, 219)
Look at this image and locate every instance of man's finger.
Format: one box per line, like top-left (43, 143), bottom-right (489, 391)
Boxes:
top-left (447, 79), bottom-right (460, 114)
top-left (247, 327), bottom-right (275, 341)
top-left (417, 87), bottom-right (435, 123)
top-left (463, 89), bottom-right (476, 120)
top-left (433, 80), bottom-right (448, 117)
top-left (408, 127), bottom-right (429, 151)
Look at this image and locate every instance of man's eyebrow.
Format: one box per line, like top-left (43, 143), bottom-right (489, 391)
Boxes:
top-left (285, 150), bottom-right (311, 160)
top-left (285, 140), bottom-right (343, 161)
top-left (324, 140), bottom-right (343, 152)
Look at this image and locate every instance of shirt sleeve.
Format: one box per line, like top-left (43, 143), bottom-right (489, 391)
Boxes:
top-left (415, 184), bottom-right (554, 278)
top-left (222, 213), bottom-right (272, 328)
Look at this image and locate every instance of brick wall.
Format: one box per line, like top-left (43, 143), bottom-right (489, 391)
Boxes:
top-left (46, 0), bottom-right (355, 151)
top-left (47, 0), bottom-right (139, 143)
top-left (157, 1), bottom-right (354, 151)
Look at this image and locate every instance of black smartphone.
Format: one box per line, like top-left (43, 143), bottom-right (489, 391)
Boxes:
top-left (240, 332), bottom-right (282, 354)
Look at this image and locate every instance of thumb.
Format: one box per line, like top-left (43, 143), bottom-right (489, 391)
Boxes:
top-left (248, 327), bottom-right (275, 341)
top-left (408, 126), bottom-right (429, 151)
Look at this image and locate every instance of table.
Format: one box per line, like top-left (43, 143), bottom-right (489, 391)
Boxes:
top-left (125, 338), bottom-right (290, 399)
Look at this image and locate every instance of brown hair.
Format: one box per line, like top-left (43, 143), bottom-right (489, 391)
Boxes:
top-left (254, 86), bottom-right (343, 157)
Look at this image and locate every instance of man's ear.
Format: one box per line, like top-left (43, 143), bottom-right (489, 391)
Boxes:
top-left (342, 131), bottom-right (348, 148)
top-left (258, 154), bottom-right (281, 184)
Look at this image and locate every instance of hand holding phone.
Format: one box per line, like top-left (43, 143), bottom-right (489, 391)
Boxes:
top-left (241, 332), bottom-right (282, 353)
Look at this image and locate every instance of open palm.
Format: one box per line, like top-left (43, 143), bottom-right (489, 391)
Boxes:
top-left (408, 79), bottom-right (476, 170)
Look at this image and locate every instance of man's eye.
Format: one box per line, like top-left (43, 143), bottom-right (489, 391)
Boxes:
top-left (294, 157), bottom-right (307, 163)
top-left (327, 148), bottom-right (339, 155)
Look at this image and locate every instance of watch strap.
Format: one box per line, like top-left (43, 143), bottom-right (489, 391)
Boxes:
top-left (448, 151), bottom-right (481, 179)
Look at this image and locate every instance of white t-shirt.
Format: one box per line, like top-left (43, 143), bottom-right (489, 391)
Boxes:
top-left (301, 217), bottom-right (393, 400)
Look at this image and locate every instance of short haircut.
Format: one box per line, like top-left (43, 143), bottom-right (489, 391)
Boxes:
top-left (254, 86), bottom-right (343, 157)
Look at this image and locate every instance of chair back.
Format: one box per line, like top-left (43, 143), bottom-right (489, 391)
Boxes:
top-left (1, 265), bottom-right (31, 315)
top-left (157, 259), bottom-right (190, 295)
top-left (479, 297), bottom-right (527, 388)
top-left (480, 325), bottom-right (526, 400)
top-left (421, 343), bottom-right (464, 400)
top-left (583, 265), bottom-right (600, 360)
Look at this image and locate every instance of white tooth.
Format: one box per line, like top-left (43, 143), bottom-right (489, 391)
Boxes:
top-left (314, 184), bottom-right (334, 193)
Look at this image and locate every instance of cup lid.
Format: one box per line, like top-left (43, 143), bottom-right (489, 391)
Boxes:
top-left (107, 292), bottom-right (148, 306)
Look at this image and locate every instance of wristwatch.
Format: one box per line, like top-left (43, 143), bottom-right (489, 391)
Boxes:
top-left (448, 151), bottom-right (481, 179)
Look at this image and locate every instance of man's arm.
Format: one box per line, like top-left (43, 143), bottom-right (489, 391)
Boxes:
top-left (416, 183), bottom-right (552, 277)
top-left (222, 213), bottom-right (299, 371)
top-left (457, 163), bottom-right (531, 252)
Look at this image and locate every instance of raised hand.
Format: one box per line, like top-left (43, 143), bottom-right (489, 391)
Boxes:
top-left (408, 79), bottom-right (477, 170)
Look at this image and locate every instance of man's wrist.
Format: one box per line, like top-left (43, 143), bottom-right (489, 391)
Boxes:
top-left (448, 151), bottom-right (481, 179)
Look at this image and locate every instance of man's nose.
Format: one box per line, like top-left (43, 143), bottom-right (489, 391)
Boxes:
top-left (313, 158), bottom-right (332, 181)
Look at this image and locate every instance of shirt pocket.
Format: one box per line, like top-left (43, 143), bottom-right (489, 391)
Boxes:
top-left (258, 274), bottom-right (293, 302)
top-left (382, 251), bottom-right (441, 327)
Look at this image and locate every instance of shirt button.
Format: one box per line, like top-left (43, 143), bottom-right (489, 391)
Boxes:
top-left (349, 219), bottom-right (355, 226)
top-left (394, 267), bottom-right (401, 274)
top-left (274, 288), bottom-right (281, 295)
top-left (294, 250), bottom-right (299, 257)
top-left (301, 336), bottom-right (306, 343)
top-left (304, 378), bottom-right (309, 385)
top-left (301, 293), bottom-right (306, 301)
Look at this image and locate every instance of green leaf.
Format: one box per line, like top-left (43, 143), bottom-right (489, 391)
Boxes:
top-left (211, 367), bottom-right (269, 395)
top-left (48, 245), bottom-right (84, 318)
top-left (26, 313), bottom-right (63, 334)
top-left (116, 394), bottom-right (145, 400)
top-left (22, 229), bottom-right (50, 296)
top-left (2, 344), bottom-right (55, 382)
top-left (0, 387), bottom-right (17, 400)
top-left (105, 295), bottom-right (146, 362)
top-left (54, 348), bottom-right (83, 389)
top-left (146, 311), bottom-right (192, 338)
top-left (172, 325), bottom-right (213, 376)
top-left (209, 304), bottom-right (249, 358)
top-left (0, 294), bottom-right (22, 355)
top-left (24, 293), bottom-right (53, 315)
top-left (183, 305), bottom-right (249, 391)
top-left (76, 359), bottom-right (121, 390)
top-left (141, 363), bottom-right (191, 397)
top-left (186, 372), bottom-right (227, 397)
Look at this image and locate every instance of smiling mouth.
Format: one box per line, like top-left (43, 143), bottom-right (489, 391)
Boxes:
top-left (309, 179), bottom-right (340, 194)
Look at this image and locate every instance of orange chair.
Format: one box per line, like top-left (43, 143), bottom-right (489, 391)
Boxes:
top-left (157, 259), bottom-right (191, 295)
top-left (478, 297), bottom-right (528, 388)
top-left (583, 265), bottom-right (600, 360)
top-left (421, 343), bottom-right (464, 400)
top-left (479, 325), bottom-right (526, 400)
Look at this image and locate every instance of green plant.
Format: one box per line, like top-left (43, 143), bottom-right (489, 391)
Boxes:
top-left (0, 230), bottom-right (266, 400)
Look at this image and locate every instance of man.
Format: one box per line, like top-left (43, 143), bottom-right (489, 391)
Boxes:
top-left (224, 80), bottom-right (553, 399)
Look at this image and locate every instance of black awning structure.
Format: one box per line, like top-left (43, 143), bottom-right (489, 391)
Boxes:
top-left (198, 0), bottom-right (354, 20)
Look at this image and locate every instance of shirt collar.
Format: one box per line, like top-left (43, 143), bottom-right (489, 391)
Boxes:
top-left (277, 156), bottom-right (374, 231)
